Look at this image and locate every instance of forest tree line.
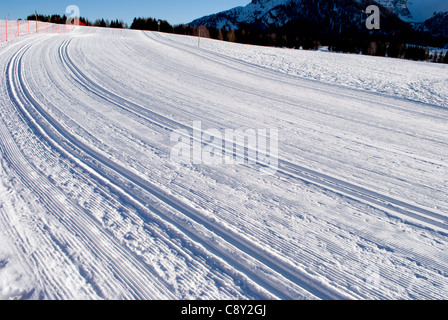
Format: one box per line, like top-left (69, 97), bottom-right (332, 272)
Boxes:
top-left (127, 17), bottom-right (448, 64)
top-left (27, 14), bottom-right (448, 64)
top-left (26, 14), bottom-right (127, 28)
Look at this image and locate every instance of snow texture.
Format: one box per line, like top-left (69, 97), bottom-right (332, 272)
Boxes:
top-left (0, 25), bottom-right (447, 300)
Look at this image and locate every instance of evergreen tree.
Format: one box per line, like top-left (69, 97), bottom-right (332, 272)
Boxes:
top-left (110, 19), bottom-right (124, 29)
top-left (95, 19), bottom-right (107, 28)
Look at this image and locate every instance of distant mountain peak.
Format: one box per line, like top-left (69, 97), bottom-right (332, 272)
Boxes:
top-left (190, 0), bottom-right (297, 30)
top-left (250, 0), bottom-right (290, 5)
top-left (190, 0), bottom-right (419, 30)
top-left (189, 0), bottom-right (448, 41)
top-left (414, 11), bottom-right (448, 38)
top-left (375, 0), bottom-right (413, 21)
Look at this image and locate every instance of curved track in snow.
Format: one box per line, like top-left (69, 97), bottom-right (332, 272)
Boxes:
top-left (1, 28), bottom-right (447, 300)
top-left (61, 34), bottom-right (448, 234)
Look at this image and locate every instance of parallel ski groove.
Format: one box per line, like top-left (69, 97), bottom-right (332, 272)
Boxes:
top-left (60, 36), bottom-right (448, 234)
top-left (9, 38), bottom-right (348, 300)
top-left (4, 41), bottom-right (179, 300)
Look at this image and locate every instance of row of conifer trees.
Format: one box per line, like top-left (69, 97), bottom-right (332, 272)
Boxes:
top-left (129, 17), bottom-right (448, 63)
top-left (26, 14), bottom-right (448, 63)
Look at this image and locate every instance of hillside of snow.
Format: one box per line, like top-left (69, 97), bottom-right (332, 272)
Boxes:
top-left (0, 26), bottom-right (447, 300)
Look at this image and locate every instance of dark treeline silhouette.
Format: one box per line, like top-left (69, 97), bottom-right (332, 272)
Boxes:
top-left (88, 18), bottom-right (128, 28)
top-left (27, 14), bottom-right (72, 25)
top-left (130, 17), bottom-right (173, 33)
top-left (129, 15), bottom-right (447, 64)
top-left (27, 14), bottom-right (127, 28)
top-left (171, 23), bottom-right (448, 64)
top-left (27, 13), bottom-right (448, 64)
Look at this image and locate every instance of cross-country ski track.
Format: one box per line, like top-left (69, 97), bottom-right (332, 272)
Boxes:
top-left (0, 27), bottom-right (447, 300)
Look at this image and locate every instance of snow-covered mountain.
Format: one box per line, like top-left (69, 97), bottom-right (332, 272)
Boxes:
top-left (191, 0), bottom-right (361, 30)
top-left (374, 0), bottom-right (413, 22)
top-left (413, 11), bottom-right (448, 38)
top-left (190, 0), bottom-right (294, 30)
top-left (190, 0), bottom-right (410, 30)
top-left (189, 0), bottom-right (448, 41)
top-left (189, 0), bottom-right (409, 30)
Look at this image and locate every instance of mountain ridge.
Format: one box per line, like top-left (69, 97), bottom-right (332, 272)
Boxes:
top-left (190, 0), bottom-right (414, 30)
top-left (372, 0), bottom-right (413, 21)
top-left (189, 0), bottom-right (447, 44)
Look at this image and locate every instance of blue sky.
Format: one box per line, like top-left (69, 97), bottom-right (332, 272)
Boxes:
top-left (408, 0), bottom-right (448, 21)
top-left (1, 1), bottom-right (447, 24)
top-left (0, 1), bottom-right (250, 25)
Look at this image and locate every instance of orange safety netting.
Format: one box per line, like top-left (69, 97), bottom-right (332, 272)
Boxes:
top-left (0, 20), bottom-right (75, 43)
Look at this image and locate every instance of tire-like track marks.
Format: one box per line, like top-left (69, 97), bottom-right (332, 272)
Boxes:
top-left (6, 37), bottom-right (352, 300)
top-left (61, 35), bottom-right (448, 234)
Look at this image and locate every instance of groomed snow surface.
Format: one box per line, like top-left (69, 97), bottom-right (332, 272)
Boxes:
top-left (0, 26), bottom-right (447, 300)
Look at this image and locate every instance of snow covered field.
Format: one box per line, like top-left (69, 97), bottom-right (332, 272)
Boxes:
top-left (0, 25), bottom-right (447, 300)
